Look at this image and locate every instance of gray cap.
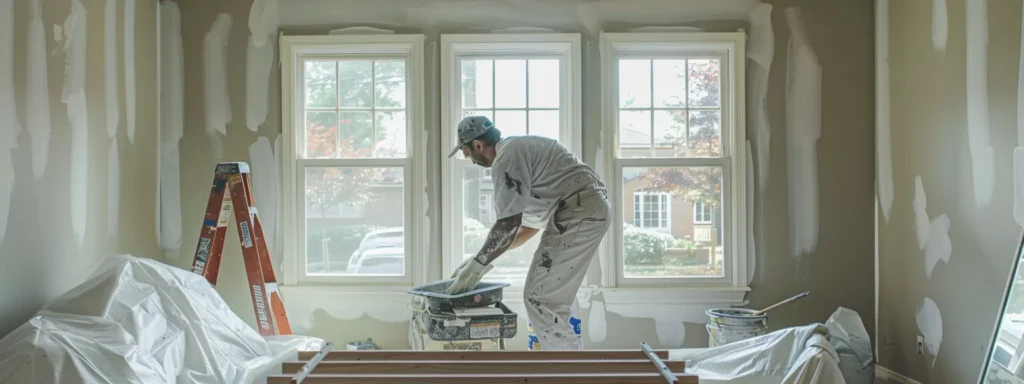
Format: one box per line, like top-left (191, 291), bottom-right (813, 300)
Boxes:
top-left (447, 115), bottom-right (495, 158)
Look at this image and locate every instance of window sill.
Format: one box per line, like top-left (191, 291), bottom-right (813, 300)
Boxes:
top-left (280, 284), bottom-right (749, 306)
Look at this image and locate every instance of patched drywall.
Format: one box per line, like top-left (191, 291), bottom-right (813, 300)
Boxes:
top-left (0, 0), bottom-right (160, 338)
top-left (877, 0), bottom-right (1024, 382)
top-left (171, 0), bottom-right (873, 350)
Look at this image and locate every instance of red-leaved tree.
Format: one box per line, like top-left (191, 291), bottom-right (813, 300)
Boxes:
top-left (305, 120), bottom-right (388, 216)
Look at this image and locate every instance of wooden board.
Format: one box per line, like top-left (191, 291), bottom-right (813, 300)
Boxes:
top-left (267, 372), bottom-right (698, 384)
top-left (281, 359), bottom-right (686, 375)
top-left (300, 349), bottom-right (670, 361)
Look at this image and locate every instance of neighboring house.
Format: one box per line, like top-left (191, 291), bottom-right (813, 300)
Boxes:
top-left (305, 182), bottom-right (405, 234)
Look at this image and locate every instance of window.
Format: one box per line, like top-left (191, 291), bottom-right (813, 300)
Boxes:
top-left (633, 191), bottom-right (670, 230)
top-left (441, 34), bottom-right (582, 287)
top-left (693, 201), bottom-right (712, 224)
top-left (601, 32), bottom-right (747, 288)
top-left (280, 35), bottom-right (426, 285)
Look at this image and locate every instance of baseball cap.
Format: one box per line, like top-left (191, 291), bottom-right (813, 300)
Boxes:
top-left (447, 115), bottom-right (495, 158)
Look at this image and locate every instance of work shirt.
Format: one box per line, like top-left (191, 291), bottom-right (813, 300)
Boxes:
top-left (490, 136), bottom-right (604, 229)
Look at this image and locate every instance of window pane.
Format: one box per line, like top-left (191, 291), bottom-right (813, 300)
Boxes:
top-left (653, 110), bottom-right (687, 157)
top-left (618, 110), bottom-right (651, 158)
top-left (305, 166), bottom-right (405, 276)
top-left (374, 61), bottom-right (406, 108)
top-left (375, 111), bottom-right (406, 158)
top-left (688, 59), bottom-right (721, 108)
top-left (339, 111), bottom-right (373, 158)
top-left (495, 110), bottom-right (527, 137)
top-left (338, 61), bottom-right (373, 108)
top-left (494, 59), bottom-right (527, 108)
top-left (463, 109), bottom-right (494, 122)
top-left (619, 59), bottom-right (651, 108)
top-left (305, 61), bottom-right (336, 108)
top-left (461, 60), bottom-right (493, 109)
top-left (461, 167), bottom-right (540, 280)
top-left (688, 110), bottom-right (722, 157)
top-left (622, 166), bottom-right (724, 278)
top-left (528, 110), bottom-right (560, 141)
top-left (653, 60), bottom-right (687, 108)
top-left (528, 59), bottom-right (560, 108)
top-left (305, 111), bottom-right (337, 158)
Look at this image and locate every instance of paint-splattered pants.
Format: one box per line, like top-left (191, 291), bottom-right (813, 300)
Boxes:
top-left (525, 187), bottom-right (610, 350)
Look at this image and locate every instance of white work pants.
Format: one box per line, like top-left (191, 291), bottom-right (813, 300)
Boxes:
top-left (524, 187), bottom-right (610, 350)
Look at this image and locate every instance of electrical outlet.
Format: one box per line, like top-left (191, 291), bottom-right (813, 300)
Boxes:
top-left (917, 336), bottom-right (924, 355)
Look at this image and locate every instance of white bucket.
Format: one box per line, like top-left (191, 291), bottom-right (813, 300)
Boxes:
top-left (706, 308), bottom-right (768, 347)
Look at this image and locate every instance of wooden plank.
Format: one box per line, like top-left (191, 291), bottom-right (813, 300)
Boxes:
top-left (266, 373), bottom-right (698, 384)
top-left (281, 359), bottom-right (686, 375)
top-left (298, 349), bottom-right (671, 361)
top-left (288, 342), bottom-right (332, 384)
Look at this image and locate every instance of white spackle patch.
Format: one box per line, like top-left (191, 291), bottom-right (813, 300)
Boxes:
top-left (0, 0), bottom-right (17, 248)
top-left (933, 0), bottom-right (948, 52)
top-left (913, 176), bottom-right (930, 249)
top-left (159, 1), bottom-right (184, 253)
top-left (654, 319), bottom-right (685, 348)
top-left (249, 137), bottom-right (279, 259)
top-left (588, 299), bottom-right (607, 343)
top-left (124, 0), bottom-right (136, 144)
top-left (876, 0), bottom-right (894, 224)
top-left (68, 90), bottom-right (89, 249)
top-left (747, 3), bottom-right (774, 191)
top-left (915, 297), bottom-right (943, 368)
top-left (248, 0), bottom-right (278, 48)
top-left (784, 6), bottom-right (822, 257)
top-left (746, 140), bottom-right (756, 286)
top-left (203, 13), bottom-right (233, 159)
top-left (274, 134), bottom-right (283, 260)
top-left (28, 0), bottom-right (52, 180)
top-left (246, 36), bottom-right (275, 132)
top-left (53, 25), bottom-right (63, 44)
top-left (328, 26), bottom-right (395, 35)
top-left (104, 0), bottom-right (119, 139)
top-left (61, 0), bottom-right (87, 103)
top-left (107, 139), bottom-right (120, 239)
top-left (966, 0), bottom-right (994, 208)
top-left (924, 214), bottom-right (951, 279)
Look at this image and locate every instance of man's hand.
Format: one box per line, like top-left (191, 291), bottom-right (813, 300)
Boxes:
top-left (446, 258), bottom-right (493, 295)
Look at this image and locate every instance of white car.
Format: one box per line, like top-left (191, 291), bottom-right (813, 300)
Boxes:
top-left (350, 246), bottom-right (405, 275)
top-left (347, 228), bottom-right (404, 272)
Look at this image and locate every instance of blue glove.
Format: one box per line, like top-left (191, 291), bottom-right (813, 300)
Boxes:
top-left (446, 258), bottom-right (493, 295)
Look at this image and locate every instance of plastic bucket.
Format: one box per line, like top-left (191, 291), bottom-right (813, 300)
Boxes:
top-left (705, 308), bottom-right (768, 347)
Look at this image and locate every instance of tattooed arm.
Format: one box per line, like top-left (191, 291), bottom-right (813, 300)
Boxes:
top-left (473, 213), bottom-right (528, 265)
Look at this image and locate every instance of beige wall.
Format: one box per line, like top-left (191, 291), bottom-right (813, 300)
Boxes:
top-left (0, 0), bottom-right (160, 337)
top-left (877, 1), bottom-right (1024, 382)
top-left (170, 0), bottom-right (875, 350)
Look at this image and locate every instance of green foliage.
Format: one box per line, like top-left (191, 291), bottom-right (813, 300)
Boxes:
top-left (623, 223), bottom-right (675, 266)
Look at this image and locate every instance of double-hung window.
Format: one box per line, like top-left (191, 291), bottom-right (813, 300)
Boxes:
top-left (440, 34), bottom-right (582, 287)
top-left (280, 35), bottom-right (426, 285)
top-left (600, 32), bottom-right (747, 292)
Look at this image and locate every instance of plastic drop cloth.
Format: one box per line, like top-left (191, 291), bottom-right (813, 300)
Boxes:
top-left (674, 324), bottom-right (846, 384)
top-left (824, 307), bottom-right (874, 384)
top-left (0, 255), bottom-right (324, 384)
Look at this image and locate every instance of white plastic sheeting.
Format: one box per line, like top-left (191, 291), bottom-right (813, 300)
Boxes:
top-left (0, 255), bottom-right (324, 384)
top-left (825, 307), bottom-right (874, 384)
top-left (678, 324), bottom-right (846, 384)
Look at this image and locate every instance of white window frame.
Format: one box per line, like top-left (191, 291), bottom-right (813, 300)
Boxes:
top-left (440, 33), bottom-right (582, 283)
top-left (633, 191), bottom-right (672, 231)
top-left (693, 201), bottom-right (713, 224)
top-left (599, 32), bottom-right (748, 293)
top-left (279, 34), bottom-right (427, 286)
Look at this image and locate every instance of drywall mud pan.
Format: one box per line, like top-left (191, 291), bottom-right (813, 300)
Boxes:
top-left (422, 302), bottom-right (518, 341)
top-left (407, 279), bottom-right (510, 312)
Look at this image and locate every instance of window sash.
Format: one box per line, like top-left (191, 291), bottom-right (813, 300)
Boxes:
top-left (601, 32), bottom-right (746, 288)
top-left (280, 34), bottom-right (426, 286)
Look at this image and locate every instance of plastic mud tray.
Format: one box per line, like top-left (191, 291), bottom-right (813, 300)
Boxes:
top-left (407, 279), bottom-right (510, 312)
top-left (420, 302), bottom-right (518, 341)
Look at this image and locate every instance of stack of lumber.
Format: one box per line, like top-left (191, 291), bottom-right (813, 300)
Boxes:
top-left (266, 343), bottom-right (699, 384)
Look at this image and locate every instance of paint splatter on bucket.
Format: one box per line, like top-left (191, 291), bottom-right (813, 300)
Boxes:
top-left (705, 308), bottom-right (768, 347)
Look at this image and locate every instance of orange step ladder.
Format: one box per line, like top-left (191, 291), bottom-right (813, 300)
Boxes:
top-left (189, 162), bottom-right (292, 337)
